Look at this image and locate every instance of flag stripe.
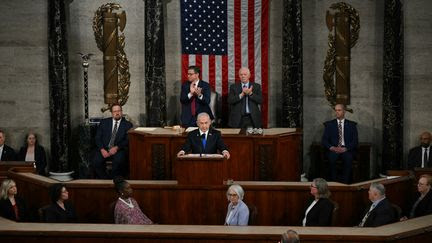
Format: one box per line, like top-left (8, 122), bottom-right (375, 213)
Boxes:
top-left (254, 0), bottom-right (262, 84)
top-left (234, 0), bottom-right (242, 82)
top-left (227, 0), bottom-right (235, 84)
top-left (261, 0), bottom-right (269, 126)
top-left (248, 0), bottom-right (255, 82)
top-left (209, 55), bottom-right (216, 90)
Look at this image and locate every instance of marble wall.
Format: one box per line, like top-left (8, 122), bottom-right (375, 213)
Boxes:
top-left (0, 0), bottom-right (430, 177)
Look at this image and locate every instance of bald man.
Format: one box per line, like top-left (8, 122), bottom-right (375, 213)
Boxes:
top-left (408, 131), bottom-right (431, 169)
top-left (227, 67), bottom-right (262, 128)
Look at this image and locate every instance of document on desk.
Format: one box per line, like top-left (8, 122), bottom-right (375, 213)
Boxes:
top-left (134, 127), bottom-right (183, 135)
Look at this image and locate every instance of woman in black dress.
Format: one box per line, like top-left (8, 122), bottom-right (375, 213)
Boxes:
top-left (44, 183), bottom-right (77, 223)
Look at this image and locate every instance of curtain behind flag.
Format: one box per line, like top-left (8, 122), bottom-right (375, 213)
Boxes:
top-left (181, 0), bottom-right (269, 127)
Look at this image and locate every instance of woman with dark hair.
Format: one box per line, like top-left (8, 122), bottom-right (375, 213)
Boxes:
top-left (0, 179), bottom-right (29, 222)
top-left (44, 183), bottom-right (77, 223)
top-left (18, 132), bottom-right (47, 175)
top-left (113, 177), bottom-right (153, 224)
top-left (301, 178), bottom-right (334, 226)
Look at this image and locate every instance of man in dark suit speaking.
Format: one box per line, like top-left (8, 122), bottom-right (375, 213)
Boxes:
top-left (227, 67), bottom-right (262, 128)
top-left (408, 131), bottom-right (431, 169)
top-left (180, 66), bottom-right (214, 128)
top-left (321, 104), bottom-right (358, 184)
top-left (92, 104), bottom-right (133, 179)
top-left (177, 112), bottom-right (230, 159)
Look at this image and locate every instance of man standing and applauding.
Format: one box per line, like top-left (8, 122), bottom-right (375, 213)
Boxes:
top-left (180, 66), bottom-right (214, 128)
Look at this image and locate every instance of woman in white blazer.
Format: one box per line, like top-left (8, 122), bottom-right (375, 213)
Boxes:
top-left (224, 184), bottom-right (249, 226)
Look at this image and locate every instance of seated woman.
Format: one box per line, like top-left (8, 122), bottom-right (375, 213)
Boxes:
top-left (224, 184), bottom-right (249, 226)
top-left (113, 177), bottom-right (153, 224)
top-left (302, 178), bottom-right (334, 226)
top-left (0, 179), bottom-right (28, 222)
top-left (18, 132), bottom-right (47, 175)
top-left (44, 183), bottom-right (77, 223)
top-left (401, 174), bottom-right (432, 220)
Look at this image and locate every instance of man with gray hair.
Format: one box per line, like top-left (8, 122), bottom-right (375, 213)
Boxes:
top-left (280, 229), bottom-right (300, 243)
top-left (177, 112), bottom-right (230, 159)
top-left (358, 182), bottom-right (396, 227)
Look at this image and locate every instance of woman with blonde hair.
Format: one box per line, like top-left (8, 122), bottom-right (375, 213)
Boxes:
top-left (0, 179), bottom-right (28, 221)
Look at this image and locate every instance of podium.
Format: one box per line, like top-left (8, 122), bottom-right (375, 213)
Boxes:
top-left (174, 154), bottom-right (226, 185)
top-left (128, 128), bottom-right (302, 181)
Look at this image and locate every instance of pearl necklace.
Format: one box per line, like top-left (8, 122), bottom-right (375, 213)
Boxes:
top-left (119, 197), bottom-right (134, 208)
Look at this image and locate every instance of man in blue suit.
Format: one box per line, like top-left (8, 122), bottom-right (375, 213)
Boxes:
top-left (92, 104), bottom-right (133, 179)
top-left (180, 66), bottom-right (214, 128)
top-left (322, 104), bottom-right (358, 183)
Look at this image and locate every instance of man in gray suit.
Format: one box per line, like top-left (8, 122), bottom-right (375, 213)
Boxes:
top-left (227, 67), bottom-right (262, 128)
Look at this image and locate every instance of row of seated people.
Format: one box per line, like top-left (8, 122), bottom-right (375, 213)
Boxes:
top-left (0, 129), bottom-right (47, 175)
top-left (1, 175), bottom-right (431, 227)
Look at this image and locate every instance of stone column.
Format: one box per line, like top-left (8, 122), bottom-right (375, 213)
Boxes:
top-left (382, 0), bottom-right (404, 170)
top-left (281, 0), bottom-right (303, 128)
top-left (145, 0), bottom-right (167, 126)
top-left (48, 0), bottom-right (71, 172)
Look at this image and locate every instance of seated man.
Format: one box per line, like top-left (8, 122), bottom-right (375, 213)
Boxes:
top-left (358, 182), bottom-right (396, 227)
top-left (180, 66), bottom-right (214, 128)
top-left (92, 104), bottom-right (133, 179)
top-left (177, 112), bottom-right (230, 159)
top-left (408, 131), bottom-right (431, 169)
top-left (0, 129), bottom-right (16, 161)
top-left (321, 104), bottom-right (358, 183)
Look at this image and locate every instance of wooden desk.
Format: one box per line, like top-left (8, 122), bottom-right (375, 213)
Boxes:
top-left (1, 214), bottom-right (432, 243)
top-left (0, 161), bottom-right (35, 180)
top-left (174, 155), bottom-right (226, 185)
top-left (7, 168), bottom-right (414, 226)
top-left (129, 128), bottom-right (302, 181)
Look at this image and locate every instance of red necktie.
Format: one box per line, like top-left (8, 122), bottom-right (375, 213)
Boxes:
top-left (191, 96), bottom-right (196, 116)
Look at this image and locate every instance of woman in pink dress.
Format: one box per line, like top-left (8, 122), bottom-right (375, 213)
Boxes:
top-left (113, 177), bottom-right (153, 224)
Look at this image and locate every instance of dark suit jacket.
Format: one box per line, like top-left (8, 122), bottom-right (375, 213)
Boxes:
top-left (407, 146), bottom-right (432, 169)
top-left (95, 117), bottom-right (133, 151)
top-left (0, 196), bottom-right (29, 222)
top-left (181, 128), bottom-right (228, 154)
top-left (180, 80), bottom-right (214, 127)
top-left (412, 190), bottom-right (432, 218)
top-left (362, 198), bottom-right (396, 227)
top-left (322, 119), bottom-right (358, 152)
top-left (18, 144), bottom-right (47, 175)
top-left (303, 198), bottom-right (334, 226)
top-left (227, 82), bottom-right (262, 128)
top-left (0, 144), bottom-right (16, 161)
top-left (44, 201), bottom-right (77, 223)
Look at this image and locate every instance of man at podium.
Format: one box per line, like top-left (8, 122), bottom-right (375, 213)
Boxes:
top-left (177, 113), bottom-right (230, 159)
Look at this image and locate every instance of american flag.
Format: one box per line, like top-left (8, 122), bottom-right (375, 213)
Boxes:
top-left (181, 0), bottom-right (269, 127)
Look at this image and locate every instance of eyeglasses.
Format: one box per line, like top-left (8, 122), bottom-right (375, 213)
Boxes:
top-left (227, 193), bottom-right (238, 197)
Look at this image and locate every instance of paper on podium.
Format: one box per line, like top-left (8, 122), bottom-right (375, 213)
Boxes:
top-left (134, 127), bottom-right (183, 135)
top-left (179, 154), bottom-right (224, 158)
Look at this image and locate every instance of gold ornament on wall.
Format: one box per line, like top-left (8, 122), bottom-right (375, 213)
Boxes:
top-left (323, 2), bottom-right (360, 112)
top-left (93, 3), bottom-right (130, 112)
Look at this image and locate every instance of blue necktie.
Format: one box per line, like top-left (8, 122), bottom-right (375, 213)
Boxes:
top-left (201, 134), bottom-right (206, 150)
